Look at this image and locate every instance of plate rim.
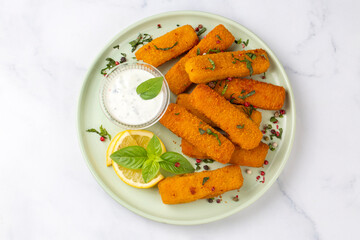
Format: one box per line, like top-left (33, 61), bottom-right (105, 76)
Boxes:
top-left (77, 10), bottom-right (296, 225)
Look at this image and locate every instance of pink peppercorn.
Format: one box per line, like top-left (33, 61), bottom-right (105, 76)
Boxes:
top-left (261, 76), bottom-right (266, 79)
top-left (276, 125), bottom-right (279, 129)
top-left (227, 77), bottom-right (232, 81)
top-left (280, 109), bottom-right (286, 115)
top-left (157, 24), bottom-right (161, 28)
top-left (211, 187), bottom-right (215, 191)
top-left (264, 160), bottom-right (269, 165)
top-left (174, 162), bottom-right (180, 167)
top-left (244, 102), bottom-right (250, 107)
top-left (216, 40), bottom-right (220, 44)
top-left (262, 130), bottom-right (266, 134)
top-left (276, 132), bottom-right (280, 137)
top-left (100, 136), bottom-right (105, 141)
top-left (195, 27), bottom-right (199, 32)
top-left (198, 24), bottom-right (203, 29)
top-left (216, 199), bottom-right (221, 203)
top-left (196, 159), bottom-right (201, 163)
top-left (260, 171), bottom-right (265, 176)
top-left (271, 129), bottom-right (276, 134)
top-left (256, 176), bottom-right (260, 180)
top-left (115, 61), bottom-right (119, 65)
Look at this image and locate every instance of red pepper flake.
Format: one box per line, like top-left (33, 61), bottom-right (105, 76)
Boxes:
top-left (196, 159), bottom-right (201, 163)
top-left (174, 162), bottom-right (180, 167)
top-left (261, 177), bottom-right (265, 183)
top-left (276, 125), bottom-right (279, 129)
top-left (244, 102), bottom-right (250, 107)
top-left (264, 160), bottom-right (269, 165)
top-left (227, 77), bottom-right (232, 81)
top-left (260, 171), bottom-right (265, 176)
top-left (211, 187), bottom-right (215, 191)
top-left (242, 43), bottom-right (245, 48)
top-left (256, 176), bottom-right (260, 181)
top-left (261, 76), bottom-right (266, 79)
top-left (157, 24), bottom-right (161, 28)
top-left (216, 40), bottom-right (221, 44)
top-left (253, 105), bottom-right (257, 108)
top-left (115, 61), bottom-right (119, 65)
top-left (103, 73), bottom-right (107, 76)
top-left (195, 27), bottom-right (199, 32)
top-left (262, 130), bottom-right (266, 134)
top-left (276, 131), bottom-right (280, 137)
top-left (221, 50), bottom-right (224, 52)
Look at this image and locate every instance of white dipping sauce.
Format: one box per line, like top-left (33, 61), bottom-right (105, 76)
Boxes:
top-left (103, 68), bottom-right (165, 125)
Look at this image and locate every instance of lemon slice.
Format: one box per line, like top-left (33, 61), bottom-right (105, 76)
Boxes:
top-left (106, 130), bottom-right (166, 188)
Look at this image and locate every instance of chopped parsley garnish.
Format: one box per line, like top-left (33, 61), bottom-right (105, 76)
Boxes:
top-left (195, 162), bottom-right (201, 171)
top-left (199, 128), bottom-right (206, 135)
top-left (269, 143), bottom-right (276, 151)
top-left (86, 125), bottom-right (111, 140)
top-left (176, 24), bottom-right (180, 27)
top-left (197, 48), bottom-right (201, 55)
top-left (221, 84), bottom-right (228, 95)
top-left (239, 58), bottom-right (254, 76)
top-left (121, 53), bottom-right (127, 57)
top-left (113, 45), bottom-right (119, 49)
top-left (245, 52), bottom-right (257, 60)
top-left (238, 90), bottom-right (256, 100)
top-left (270, 116), bottom-right (278, 123)
top-left (206, 128), bottom-right (221, 146)
top-left (154, 41), bottom-right (178, 51)
top-left (203, 159), bottom-right (215, 163)
top-left (241, 105), bottom-right (257, 120)
top-left (205, 58), bottom-right (216, 71)
top-left (230, 93), bottom-right (236, 103)
top-left (234, 38), bottom-right (249, 46)
top-left (216, 35), bottom-right (222, 40)
top-left (237, 124), bottom-right (245, 129)
top-left (243, 39), bottom-right (249, 46)
top-left (197, 27), bottom-right (207, 36)
top-left (129, 33), bottom-right (153, 52)
top-left (202, 177), bottom-right (210, 185)
top-left (207, 48), bottom-right (221, 54)
top-left (174, 113), bottom-right (180, 115)
top-left (100, 58), bottom-right (117, 75)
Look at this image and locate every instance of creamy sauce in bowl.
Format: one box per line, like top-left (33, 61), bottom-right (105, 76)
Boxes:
top-left (100, 63), bottom-right (169, 128)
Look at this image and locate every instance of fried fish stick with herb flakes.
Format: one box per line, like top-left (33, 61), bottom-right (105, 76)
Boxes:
top-left (177, 94), bottom-right (262, 126)
top-left (181, 140), bottom-right (268, 168)
top-left (135, 25), bottom-right (199, 67)
top-left (165, 24), bottom-right (235, 94)
top-left (159, 103), bottom-right (234, 164)
top-left (158, 165), bottom-right (243, 204)
top-left (191, 84), bottom-right (262, 150)
top-left (176, 94), bottom-right (216, 126)
top-left (185, 49), bottom-right (270, 83)
top-left (213, 78), bottom-right (285, 110)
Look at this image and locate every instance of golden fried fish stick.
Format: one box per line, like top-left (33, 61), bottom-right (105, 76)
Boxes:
top-left (165, 24), bottom-right (235, 94)
top-left (181, 139), bottom-right (268, 168)
top-left (213, 78), bottom-right (286, 110)
top-left (177, 94), bottom-right (262, 126)
top-left (191, 85), bottom-right (262, 150)
top-left (176, 94), bottom-right (216, 126)
top-left (158, 165), bottom-right (243, 204)
top-left (185, 49), bottom-right (270, 83)
top-left (135, 25), bottom-right (198, 67)
top-left (159, 103), bottom-right (234, 163)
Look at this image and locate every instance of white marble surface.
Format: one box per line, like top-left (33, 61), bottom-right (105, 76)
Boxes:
top-left (1, 0), bottom-right (360, 239)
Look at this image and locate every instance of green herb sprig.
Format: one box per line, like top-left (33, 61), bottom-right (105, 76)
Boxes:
top-left (240, 58), bottom-right (254, 76)
top-left (129, 33), bottom-right (153, 52)
top-left (110, 135), bottom-right (194, 183)
top-left (202, 177), bottom-right (210, 185)
top-left (205, 58), bottom-right (216, 71)
top-left (154, 42), bottom-right (178, 51)
top-left (221, 84), bottom-right (228, 95)
top-left (136, 77), bottom-right (163, 100)
top-left (197, 27), bottom-right (207, 36)
top-left (238, 90), bottom-right (256, 100)
top-left (199, 128), bottom-right (221, 146)
top-left (86, 125), bottom-right (111, 140)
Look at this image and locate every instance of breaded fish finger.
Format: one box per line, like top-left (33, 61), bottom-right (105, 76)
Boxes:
top-left (165, 24), bottom-right (235, 94)
top-left (181, 140), bottom-right (268, 168)
top-left (176, 94), bottom-right (216, 126)
top-left (135, 25), bottom-right (198, 67)
top-left (185, 49), bottom-right (270, 83)
top-left (158, 165), bottom-right (243, 204)
top-left (213, 78), bottom-right (285, 110)
top-left (177, 94), bottom-right (262, 126)
top-left (191, 85), bottom-right (263, 150)
top-left (159, 103), bottom-right (234, 163)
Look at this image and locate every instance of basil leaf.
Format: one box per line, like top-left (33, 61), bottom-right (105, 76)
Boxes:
top-left (136, 77), bottom-right (163, 100)
top-left (142, 159), bottom-right (160, 183)
top-left (146, 135), bottom-right (162, 156)
top-left (159, 152), bottom-right (195, 174)
top-left (110, 146), bottom-right (148, 169)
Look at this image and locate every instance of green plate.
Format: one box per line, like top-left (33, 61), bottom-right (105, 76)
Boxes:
top-left (77, 11), bottom-right (296, 225)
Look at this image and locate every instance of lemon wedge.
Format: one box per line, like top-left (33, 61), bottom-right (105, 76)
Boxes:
top-left (106, 130), bottom-right (166, 188)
